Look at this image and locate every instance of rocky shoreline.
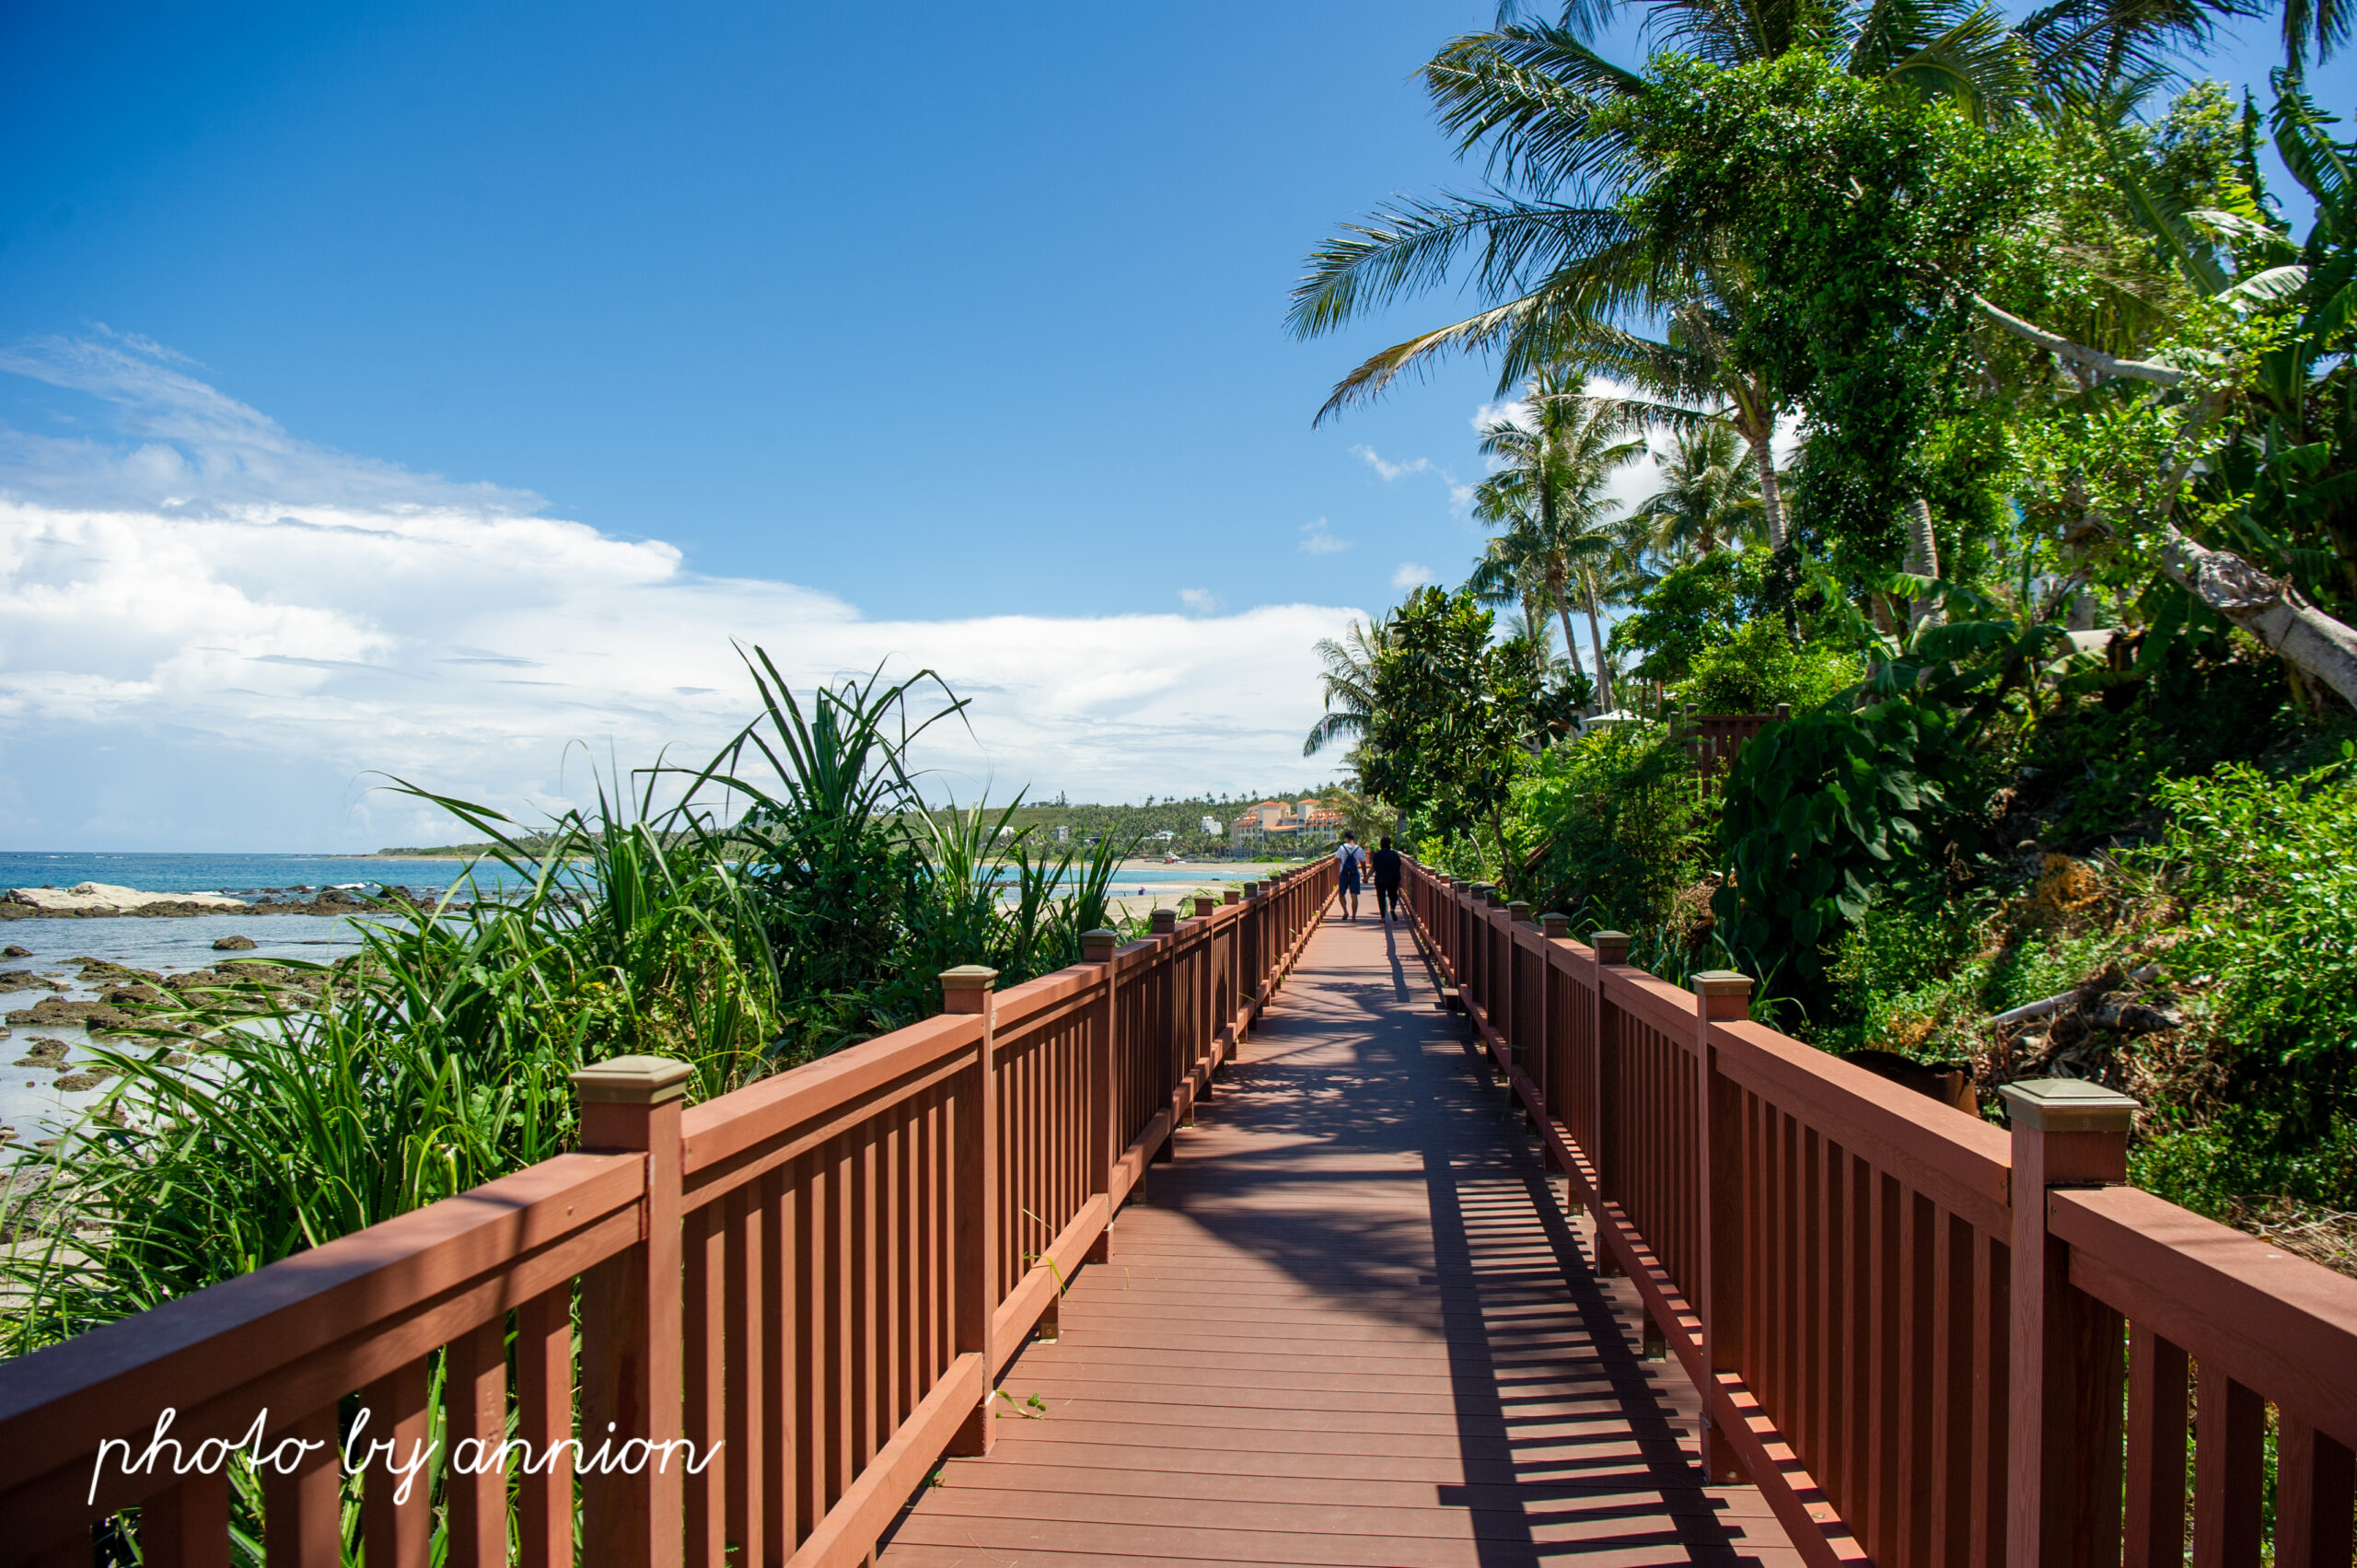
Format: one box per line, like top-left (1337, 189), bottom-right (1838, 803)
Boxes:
top-left (1, 881), bottom-right (399, 921)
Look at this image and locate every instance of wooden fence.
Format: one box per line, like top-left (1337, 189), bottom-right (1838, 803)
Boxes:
top-left (1670, 704), bottom-right (1789, 795)
top-left (1409, 861), bottom-right (2357, 1568)
top-left (0, 860), bottom-right (1335, 1568)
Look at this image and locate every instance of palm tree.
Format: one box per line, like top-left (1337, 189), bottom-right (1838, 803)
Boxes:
top-left (1285, 0), bottom-right (2233, 468)
top-left (1303, 618), bottom-right (1388, 760)
top-left (1627, 422), bottom-right (1764, 559)
top-left (1464, 368), bottom-right (1647, 709)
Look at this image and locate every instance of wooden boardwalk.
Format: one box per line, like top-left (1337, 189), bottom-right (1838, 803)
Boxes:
top-left (879, 911), bottom-right (1801, 1567)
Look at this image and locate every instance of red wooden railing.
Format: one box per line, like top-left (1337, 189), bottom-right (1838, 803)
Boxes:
top-left (0, 861), bottom-right (1335, 1568)
top-left (1408, 860), bottom-right (2357, 1568)
top-left (1673, 704), bottom-right (1789, 795)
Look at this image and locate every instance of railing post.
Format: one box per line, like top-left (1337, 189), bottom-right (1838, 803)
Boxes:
top-left (1692, 970), bottom-right (1753, 1485)
top-left (1081, 932), bottom-right (1119, 1263)
top-left (571, 1053), bottom-right (693, 1568)
top-left (1239, 881), bottom-right (1261, 1007)
top-left (1158, 908), bottom-right (1205, 1122)
top-left (1537, 913), bottom-right (1571, 1155)
top-left (1591, 931), bottom-right (1631, 1276)
top-left (1191, 897), bottom-right (1220, 1083)
top-left (942, 964), bottom-right (1000, 1456)
top-left (1466, 885), bottom-right (1490, 1020)
top-left (2002, 1078), bottom-right (2136, 1568)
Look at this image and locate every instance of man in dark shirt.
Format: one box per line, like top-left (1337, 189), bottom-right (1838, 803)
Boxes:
top-left (1371, 835), bottom-right (1403, 923)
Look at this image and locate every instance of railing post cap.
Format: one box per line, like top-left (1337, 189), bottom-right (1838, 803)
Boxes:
top-left (1243, 881), bottom-right (1261, 897)
top-left (1150, 907), bottom-right (1178, 934)
top-left (1692, 969), bottom-right (1753, 996)
top-left (1483, 888), bottom-right (1505, 908)
top-left (1539, 912), bottom-right (1570, 936)
top-left (570, 1054), bottom-right (693, 1107)
top-left (939, 964), bottom-right (1000, 992)
top-left (1592, 929), bottom-right (1631, 962)
top-left (1506, 900), bottom-right (1533, 923)
top-left (1223, 889), bottom-right (1241, 904)
top-left (1193, 894), bottom-right (1217, 914)
top-left (1080, 928), bottom-right (1120, 960)
top-left (1999, 1077), bottom-right (2137, 1133)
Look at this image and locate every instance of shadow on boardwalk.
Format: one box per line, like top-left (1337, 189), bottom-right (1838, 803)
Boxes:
top-left (880, 911), bottom-right (1801, 1567)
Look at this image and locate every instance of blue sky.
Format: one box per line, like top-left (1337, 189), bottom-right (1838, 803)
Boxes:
top-left (0, 1), bottom-right (1515, 616)
top-left (0, 2), bottom-right (2341, 849)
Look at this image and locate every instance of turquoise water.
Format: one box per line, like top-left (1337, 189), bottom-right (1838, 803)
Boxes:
top-left (0, 852), bottom-right (1264, 900)
top-left (0, 851), bottom-right (539, 899)
top-left (0, 851), bottom-right (1276, 1159)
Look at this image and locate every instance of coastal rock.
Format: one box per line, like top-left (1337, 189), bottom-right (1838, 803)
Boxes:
top-left (13, 1038), bottom-right (70, 1067)
top-left (53, 1073), bottom-right (100, 1092)
top-left (2, 945), bottom-right (29, 958)
top-left (213, 935), bottom-right (258, 951)
top-left (4, 882), bottom-right (250, 917)
top-left (75, 959), bottom-right (162, 983)
top-left (5, 996), bottom-right (124, 1028)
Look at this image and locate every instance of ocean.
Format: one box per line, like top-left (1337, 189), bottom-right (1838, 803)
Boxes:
top-left (0, 852), bottom-right (1268, 1159)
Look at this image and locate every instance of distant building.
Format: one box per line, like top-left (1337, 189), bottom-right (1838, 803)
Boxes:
top-left (1200, 815), bottom-right (1221, 835)
top-left (1152, 829), bottom-right (1176, 842)
top-left (1053, 824), bottom-right (1070, 843)
top-left (1228, 798), bottom-right (1344, 856)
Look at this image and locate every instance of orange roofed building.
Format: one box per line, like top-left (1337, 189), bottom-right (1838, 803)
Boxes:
top-left (1229, 798), bottom-right (1344, 856)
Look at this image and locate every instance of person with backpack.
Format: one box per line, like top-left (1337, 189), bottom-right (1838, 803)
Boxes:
top-left (1371, 835), bottom-right (1403, 923)
top-left (1334, 831), bottom-right (1364, 920)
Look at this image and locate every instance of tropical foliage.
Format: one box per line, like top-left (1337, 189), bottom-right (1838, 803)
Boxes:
top-left (4, 651), bottom-right (1147, 1356)
top-left (1291, 0), bottom-right (2357, 1245)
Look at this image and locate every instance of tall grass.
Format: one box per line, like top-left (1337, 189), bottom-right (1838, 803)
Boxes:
top-left (2, 650), bottom-right (1144, 1359)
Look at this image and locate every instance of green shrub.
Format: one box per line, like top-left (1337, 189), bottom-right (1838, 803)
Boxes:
top-left (1509, 724), bottom-right (1713, 930)
top-left (1714, 691), bottom-right (1989, 984)
top-left (2136, 752), bottom-right (2357, 1066)
top-left (2016, 610), bottom-right (2292, 844)
top-left (1614, 549), bottom-right (1769, 684)
top-left (1678, 617), bottom-right (1864, 714)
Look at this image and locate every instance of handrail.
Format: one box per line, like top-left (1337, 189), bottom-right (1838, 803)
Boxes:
top-left (1402, 857), bottom-right (2357, 1568)
top-left (0, 858), bottom-right (1338, 1567)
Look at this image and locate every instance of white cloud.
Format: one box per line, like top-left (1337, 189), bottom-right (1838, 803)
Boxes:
top-left (1178, 587), bottom-right (1215, 613)
top-left (1391, 563), bottom-right (1435, 590)
top-left (1469, 377), bottom-right (1698, 524)
top-left (1470, 396), bottom-right (1527, 436)
top-left (1349, 444), bottom-right (1432, 482)
top-left (0, 337), bottom-right (1367, 849)
top-left (1298, 517), bottom-right (1348, 555)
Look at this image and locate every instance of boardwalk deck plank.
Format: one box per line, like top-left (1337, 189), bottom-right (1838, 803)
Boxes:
top-left (878, 911), bottom-right (1800, 1567)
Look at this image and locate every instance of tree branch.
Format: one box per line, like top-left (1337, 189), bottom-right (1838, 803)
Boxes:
top-left (2157, 522), bottom-right (2357, 710)
top-left (1969, 295), bottom-right (2188, 387)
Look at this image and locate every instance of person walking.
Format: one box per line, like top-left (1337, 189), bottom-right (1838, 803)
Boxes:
top-left (1371, 835), bottom-right (1403, 923)
top-left (1335, 831), bottom-right (1364, 921)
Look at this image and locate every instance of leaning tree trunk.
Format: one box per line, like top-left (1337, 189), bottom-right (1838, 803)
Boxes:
top-left (1751, 424), bottom-right (1787, 553)
top-left (1726, 377), bottom-right (1787, 553)
top-left (2160, 524), bottom-right (2357, 710)
top-left (1550, 571), bottom-right (1591, 700)
top-left (1581, 575), bottom-right (1614, 714)
top-left (1905, 498), bottom-right (1944, 632)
